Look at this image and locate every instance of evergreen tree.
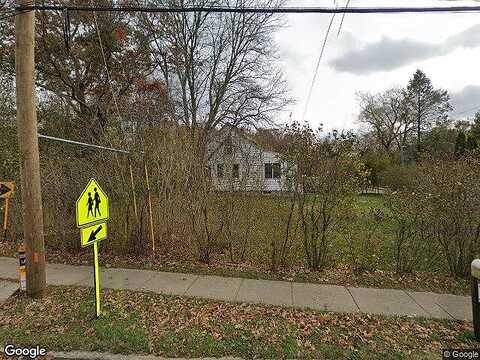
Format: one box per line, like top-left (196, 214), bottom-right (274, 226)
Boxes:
top-left (455, 131), bottom-right (466, 157)
top-left (466, 135), bottom-right (478, 151)
top-left (469, 111), bottom-right (480, 141)
top-left (406, 70), bottom-right (452, 157)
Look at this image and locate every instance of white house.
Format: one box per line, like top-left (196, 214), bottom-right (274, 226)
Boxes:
top-left (208, 128), bottom-right (288, 192)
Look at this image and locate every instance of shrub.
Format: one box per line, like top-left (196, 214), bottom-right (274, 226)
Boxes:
top-left (281, 123), bottom-right (362, 271)
top-left (377, 164), bottom-right (418, 191)
top-left (386, 155), bottom-right (480, 278)
top-left (416, 155), bottom-right (480, 278)
top-left (342, 206), bottom-right (384, 274)
top-left (386, 191), bottom-right (440, 273)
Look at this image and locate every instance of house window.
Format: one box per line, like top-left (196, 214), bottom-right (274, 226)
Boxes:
top-left (233, 164), bottom-right (239, 178)
top-left (265, 163), bottom-right (272, 179)
top-left (217, 163), bottom-right (224, 178)
top-left (265, 162), bottom-right (281, 179)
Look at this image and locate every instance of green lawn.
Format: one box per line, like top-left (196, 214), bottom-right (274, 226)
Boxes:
top-left (356, 193), bottom-right (387, 210)
top-left (0, 193), bottom-right (470, 295)
top-left (0, 285), bottom-right (476, 359)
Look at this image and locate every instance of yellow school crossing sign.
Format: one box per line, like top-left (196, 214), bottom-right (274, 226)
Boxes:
top-left (76, 179), bottom-right (109, 227)
top-left (75, 178), bottom-right (109, 318)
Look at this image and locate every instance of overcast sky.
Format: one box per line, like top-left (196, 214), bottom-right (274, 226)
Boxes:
top-left (274, 0), bottom-right (480, 132)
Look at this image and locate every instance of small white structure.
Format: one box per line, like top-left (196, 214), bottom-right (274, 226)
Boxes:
top-left (208, 128), bottom-right (288, 192)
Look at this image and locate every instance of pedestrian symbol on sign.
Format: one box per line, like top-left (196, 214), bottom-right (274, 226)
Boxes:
top-left (94, 188), bottom-right (101, 217)
top-left (76, 179), bottom-right (109, 227)
top-left (87, 188), bottom-right (102, 218)
top-left (87, 193), bottom-right (94, 217)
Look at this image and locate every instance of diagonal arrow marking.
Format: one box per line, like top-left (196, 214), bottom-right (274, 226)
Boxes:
top-left (88, 225), bottom-right (103, 242)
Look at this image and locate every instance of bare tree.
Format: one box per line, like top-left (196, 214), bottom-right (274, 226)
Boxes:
top-left (138, 0), bottom-right (291, 263)
top-left (357, 88), bottom-right (415, 164)
top-left (141, 0), bottom-right (291, 152)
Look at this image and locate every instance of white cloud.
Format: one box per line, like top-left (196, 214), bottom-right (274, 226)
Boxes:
top-left (329, 24), bottom-right (480, 75)
top-left (451, 85), bottom-right (480, 117)
top-left (275, 0), bottom-right (480, 130)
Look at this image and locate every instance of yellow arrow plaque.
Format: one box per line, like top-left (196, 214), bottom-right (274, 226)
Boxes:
top-left (80, 222), bottom-right (107, 248)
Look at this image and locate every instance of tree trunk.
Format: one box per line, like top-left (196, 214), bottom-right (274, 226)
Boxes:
top-left (417, 113), bottom-right (421, 157)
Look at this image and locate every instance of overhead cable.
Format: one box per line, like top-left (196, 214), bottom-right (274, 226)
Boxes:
top-left (38, 133), bottom-right (131, 154)
top-left (13, 4), bottom-right (480, 14)
top-left (301, 9), bottom-right (337, 121)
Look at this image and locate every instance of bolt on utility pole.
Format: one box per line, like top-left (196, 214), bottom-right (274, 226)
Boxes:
top-left (15, 0), bottom-right (46, 298)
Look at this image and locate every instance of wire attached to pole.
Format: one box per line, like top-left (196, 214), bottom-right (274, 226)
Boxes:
top-left (337, 0), bottom-right (351, 36)
top-left (63, 8), bottom-right (71, 51)
top-left (37, 133), bottom-right (132, 154)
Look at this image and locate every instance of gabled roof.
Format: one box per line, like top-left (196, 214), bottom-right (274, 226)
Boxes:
top-left (215, 124), bottom-right (282, 155)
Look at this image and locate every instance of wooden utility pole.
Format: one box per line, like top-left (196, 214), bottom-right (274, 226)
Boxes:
top-left (15, 0), bottom-right (46, 298)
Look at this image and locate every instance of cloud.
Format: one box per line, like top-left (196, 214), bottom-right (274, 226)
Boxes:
top-left (330, 24), bottom-right (480, 75)
top-left (445, 24), bottom-right (480, 50)
top-left (450, 85), bottom-right (480, 118)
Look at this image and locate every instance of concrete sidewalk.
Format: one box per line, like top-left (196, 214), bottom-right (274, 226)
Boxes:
top-left (0, 257), bottom-right (472, 321)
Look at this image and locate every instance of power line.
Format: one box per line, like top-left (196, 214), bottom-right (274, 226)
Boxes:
top-left (90, 0), bottom-right (123, 125)
top-left (0, 0), bottom-right (37, 21)
top-left (0, 0), bottom-right (33, 21)
top-left (301, 9), bottom-right (337, 121)
top-left (337, 0), bottom-right (351, 36)
top-left (302, 0), bottom-right (351, 124)
top-left (14, 4), bottom-right (480, 14)
top-left (301, 0), bottom-right (353, 122)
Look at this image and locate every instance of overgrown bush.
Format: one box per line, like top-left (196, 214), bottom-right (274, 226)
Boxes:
top-left (386, 191), bottom-right (440, 273)
top-left (362, 151), bottom-right (393, 188)
top-left (342, 206), bottom-right (384, 274)
top-left (377, 164), bottom-right (418, 191)
top-left (417, 155), bottom-right (480, 278)
top-left (282, 123), bottom-right (362, 271)
top-left (386, 155), bottom-right (480, 278)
